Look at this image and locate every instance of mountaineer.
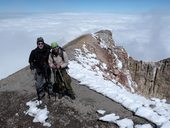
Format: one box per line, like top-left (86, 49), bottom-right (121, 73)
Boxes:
top-left (29, 37), bottom-right (51, 100)
top-left (48, 42), bottom-right (75, 100)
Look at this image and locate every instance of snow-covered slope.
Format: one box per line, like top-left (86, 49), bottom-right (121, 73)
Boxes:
top-left (65, 30), bottom-right (170, 128)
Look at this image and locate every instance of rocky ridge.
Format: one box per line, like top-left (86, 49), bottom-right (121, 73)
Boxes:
top-left (0, 29), bottom-right (169, 127)
top-left (64, 29), bottom-right (170, 100)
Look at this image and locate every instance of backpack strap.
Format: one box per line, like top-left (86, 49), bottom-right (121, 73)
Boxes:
top-left (51, 53), bottom-right (55, 63)
top-left (51, 48), bottom-right (69, 69)
top-left (51, 47), bottom-right (65, 62)
top-left (59, 47), bottom-right (65, 61)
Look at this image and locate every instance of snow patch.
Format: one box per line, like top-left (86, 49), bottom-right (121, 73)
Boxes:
top-left (24, 100), bottom-right (51, 127)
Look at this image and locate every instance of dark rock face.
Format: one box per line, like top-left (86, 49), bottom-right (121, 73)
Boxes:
top-left (158, 58), bottom-right (170, 98)
top-left (65, 29), bottom-right (170, 100)
top-left (128, 58), bottom-right (159, 97)
top-left (128, 57), bottom-right (170, 99)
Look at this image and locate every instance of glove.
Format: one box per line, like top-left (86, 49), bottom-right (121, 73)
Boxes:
top-left (30, 63), bottom-right (34, 70)
top-left (31, 69), bottom-right (36, 75)
top-left (52, 64), bottom-right (57, 69)
top-left (30, 63), bottom-right (35, 75)
top-left (56, 64), bottom-right (61, 69)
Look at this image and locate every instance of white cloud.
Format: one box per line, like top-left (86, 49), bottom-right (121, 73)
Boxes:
top-left (0, 12), bottom-right (170, 79)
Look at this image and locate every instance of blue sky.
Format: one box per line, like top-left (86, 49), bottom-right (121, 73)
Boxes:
top-left (0, 0), bottom-right (170, 13)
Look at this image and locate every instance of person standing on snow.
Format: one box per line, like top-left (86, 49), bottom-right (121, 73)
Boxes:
top-left (48, 42), bottom-right (75, 100)
top-left (29, 37), bottom-right (51, 100)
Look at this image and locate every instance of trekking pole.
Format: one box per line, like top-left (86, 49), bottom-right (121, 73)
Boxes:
top-left (46, 79), bottom-right (51, 100)
top-left (53, 70), bottom-right (57, 101)
top-left (57, 68), bottom-right (75, 100)
top-left (57, 68), bottom-right (67, 87)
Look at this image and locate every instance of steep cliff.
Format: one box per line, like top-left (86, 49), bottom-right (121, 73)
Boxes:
top-left (128, 57), bottom-right (170, 98)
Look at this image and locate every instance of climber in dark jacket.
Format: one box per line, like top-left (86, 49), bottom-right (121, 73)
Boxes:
top-left (29, 37), bottom-right (51, 100)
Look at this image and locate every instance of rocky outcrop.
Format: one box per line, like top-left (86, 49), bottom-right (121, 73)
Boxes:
top-left (64, 30), bottom-right (170, 100)
top-left (128, 57), bottom-right (170, 99)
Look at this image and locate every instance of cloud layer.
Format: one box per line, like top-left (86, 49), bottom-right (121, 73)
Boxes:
top-left (0, 12), bottom-right (170, 79)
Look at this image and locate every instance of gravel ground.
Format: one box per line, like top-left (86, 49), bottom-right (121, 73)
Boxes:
top-left (0, 67), bottom-right (155, 128)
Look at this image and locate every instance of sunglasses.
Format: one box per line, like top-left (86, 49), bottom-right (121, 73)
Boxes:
top-left (38, 42), bottom-right (44, 45)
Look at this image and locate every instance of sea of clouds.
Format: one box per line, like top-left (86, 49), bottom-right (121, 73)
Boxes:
top-left (0, 12), bottom-right (170, 79)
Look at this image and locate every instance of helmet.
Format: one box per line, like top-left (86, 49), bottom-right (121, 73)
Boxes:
top-left (51, 42), bottom-right (58, 49)
top-left (37, 37), bottom-right (44, 44)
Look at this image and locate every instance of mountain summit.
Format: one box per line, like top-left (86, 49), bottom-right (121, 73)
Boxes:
top-left (0, 29), bottom-right (170, 127)
top-left (64, 29), bottom-right (170, 100)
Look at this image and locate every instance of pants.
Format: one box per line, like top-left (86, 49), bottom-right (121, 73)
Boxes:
top-left (53, 69), bottom-right (74, 95)
top-left (34, 71), bottom-right (45, 98)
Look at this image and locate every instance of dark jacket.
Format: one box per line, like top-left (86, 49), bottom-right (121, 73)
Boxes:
top-left (29, 43), bottom-right (51, 71)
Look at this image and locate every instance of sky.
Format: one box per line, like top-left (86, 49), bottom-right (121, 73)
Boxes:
top-left (25, 42), bottom-right (170, 128)
top-left (0, 0), bottom-right (170, 79)
top-left (0, 0), bottom-right (170, 13)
